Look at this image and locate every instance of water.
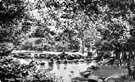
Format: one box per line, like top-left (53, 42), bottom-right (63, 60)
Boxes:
top-left (19, 59), bottom-right (91, 82)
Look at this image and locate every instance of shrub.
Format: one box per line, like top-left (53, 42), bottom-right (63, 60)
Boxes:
top-left (0, 56), bottom-right (63, 82)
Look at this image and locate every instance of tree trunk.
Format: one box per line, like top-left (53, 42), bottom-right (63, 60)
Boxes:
top-left (82, 40), bottom-right (85, 54)
top-left (79, 39), bottom-right (82, 53)
top-left (127, 59), bottom-right (131, 76)
top-left (79, 39), bottom-right (85, 54)
top-left (115, 50), bottom-right (123, 67)
top-left (127, 52), bottom-right (132, 76)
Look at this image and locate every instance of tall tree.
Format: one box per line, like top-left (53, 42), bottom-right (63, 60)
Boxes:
top-left (0, 0), bottom-right (37, 81)
top-left (91, 0), bottom-right (135, 77)
top-left (33, 0), bottom-right (100, 53)
top-left (0, 0), bottom-right (31, 55)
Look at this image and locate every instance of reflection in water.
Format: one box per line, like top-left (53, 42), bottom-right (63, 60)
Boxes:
top-left (56, 59), bottom-right (61, 64)
top-left (20, 59), bottom-right (91, 82)
top-left (64, 64), bottom-right (67, 70)
top-left (57, 64), bottom-right (60, 70)
top-left (48, 63), bottom-right (54, 68)
top-left (49, 63), bottom-right (90, 82)
top-left (71, 71), bottom-right (74, 74)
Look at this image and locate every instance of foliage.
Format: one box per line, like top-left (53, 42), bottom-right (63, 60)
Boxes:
top-left (0, 56), bottom-right (33, 81)
top-left (68, 40), bottom-right (80, 52)
top-left (0, 0), bottom-right (63, 82)
top-left (2, 0), bottom-right (135, 80)
top-left (82, 0), bottom-right (135, 77)
top-left (0, 0), bottom-right (34, 54)
top-left (0, 0), bottom-right (27, 24)
top-left (91, 0), bottom-right (135, 52)
top-left (20, 38), bottom-right (52, 51)
top-left (27, 0), bottom-right (100, 52)
top-left (0, 56), bottom-right (63, 82)
top-left (38, 0), bottom-right (135, 77)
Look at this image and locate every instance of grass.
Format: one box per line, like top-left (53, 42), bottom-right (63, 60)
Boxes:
top-left (89, 66), bottom-right (135, 82)
top-left (92, 66), bottom-right (128, 78)
top-left (72, 65), bottom-right (135, 82)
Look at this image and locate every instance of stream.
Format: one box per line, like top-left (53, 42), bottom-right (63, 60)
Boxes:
top-left (19, 58), bottom-right (92, 82)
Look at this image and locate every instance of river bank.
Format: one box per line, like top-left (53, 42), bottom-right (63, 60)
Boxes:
top-left (11, 51), bottom-right (135, 82)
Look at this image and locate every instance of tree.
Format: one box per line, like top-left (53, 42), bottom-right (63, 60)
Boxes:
top-left (90, 0), bottom-right (135, 77)
top-left (0, 0), bottom-right (36, 81)
top-left (33, 0), bottom-right (100, 53)
top-left (44, 0), bottom-right (135, 78)
top-left (0, 0), bottom-right (31, 55)
top-left (0, 0), bottom-right (65, 81)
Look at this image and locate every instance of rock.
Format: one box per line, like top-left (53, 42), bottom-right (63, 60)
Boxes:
top-left (56, 60), bottom-right (61, 64)
top-left (72, 77), bottom-right (88, 82)
top-left (98, 59), bottom-right (109, 65)
top-left (88, 75), bottom-right (100, 81)
top-left (89, 61), bottom-right (98, 68)
top-left (87, 63), bottom-right (99, 70)
top-left (87, 79), bottom-right (97, 82)
top-left (80, 71), bottom-right (92, 78)
top-left (80, 59), bottom-right (85, 62)
top-left (98, 79), bottom-right (104, 82)
top-left (90, 66), bottom-right (98, 70)
top-left (105, 73), bottom-right (127, 82)
top-left (67, 55), bottom-right (74, 60)
top-left (107, 80), bottom-right (115, 82)
top-left (63, 59), bottom-right (68, 64)
top-left (40, 62), bottom-right (45, 65)
top-left (73, 59), bottom-right (79, 63)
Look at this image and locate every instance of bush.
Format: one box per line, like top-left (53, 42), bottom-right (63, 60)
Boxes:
top-left (0, 56), bottom-right (63, 82)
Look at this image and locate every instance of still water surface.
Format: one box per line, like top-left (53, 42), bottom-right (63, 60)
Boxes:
top-left (20, 59), bottom-right (91, 82)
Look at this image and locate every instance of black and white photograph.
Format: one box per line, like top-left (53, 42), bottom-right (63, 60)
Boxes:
top-left (0, 0), bottom-right (135, 82)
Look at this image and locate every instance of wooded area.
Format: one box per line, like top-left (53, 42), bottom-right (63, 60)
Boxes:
top-left (1, 0), bottom-right (135, 82)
